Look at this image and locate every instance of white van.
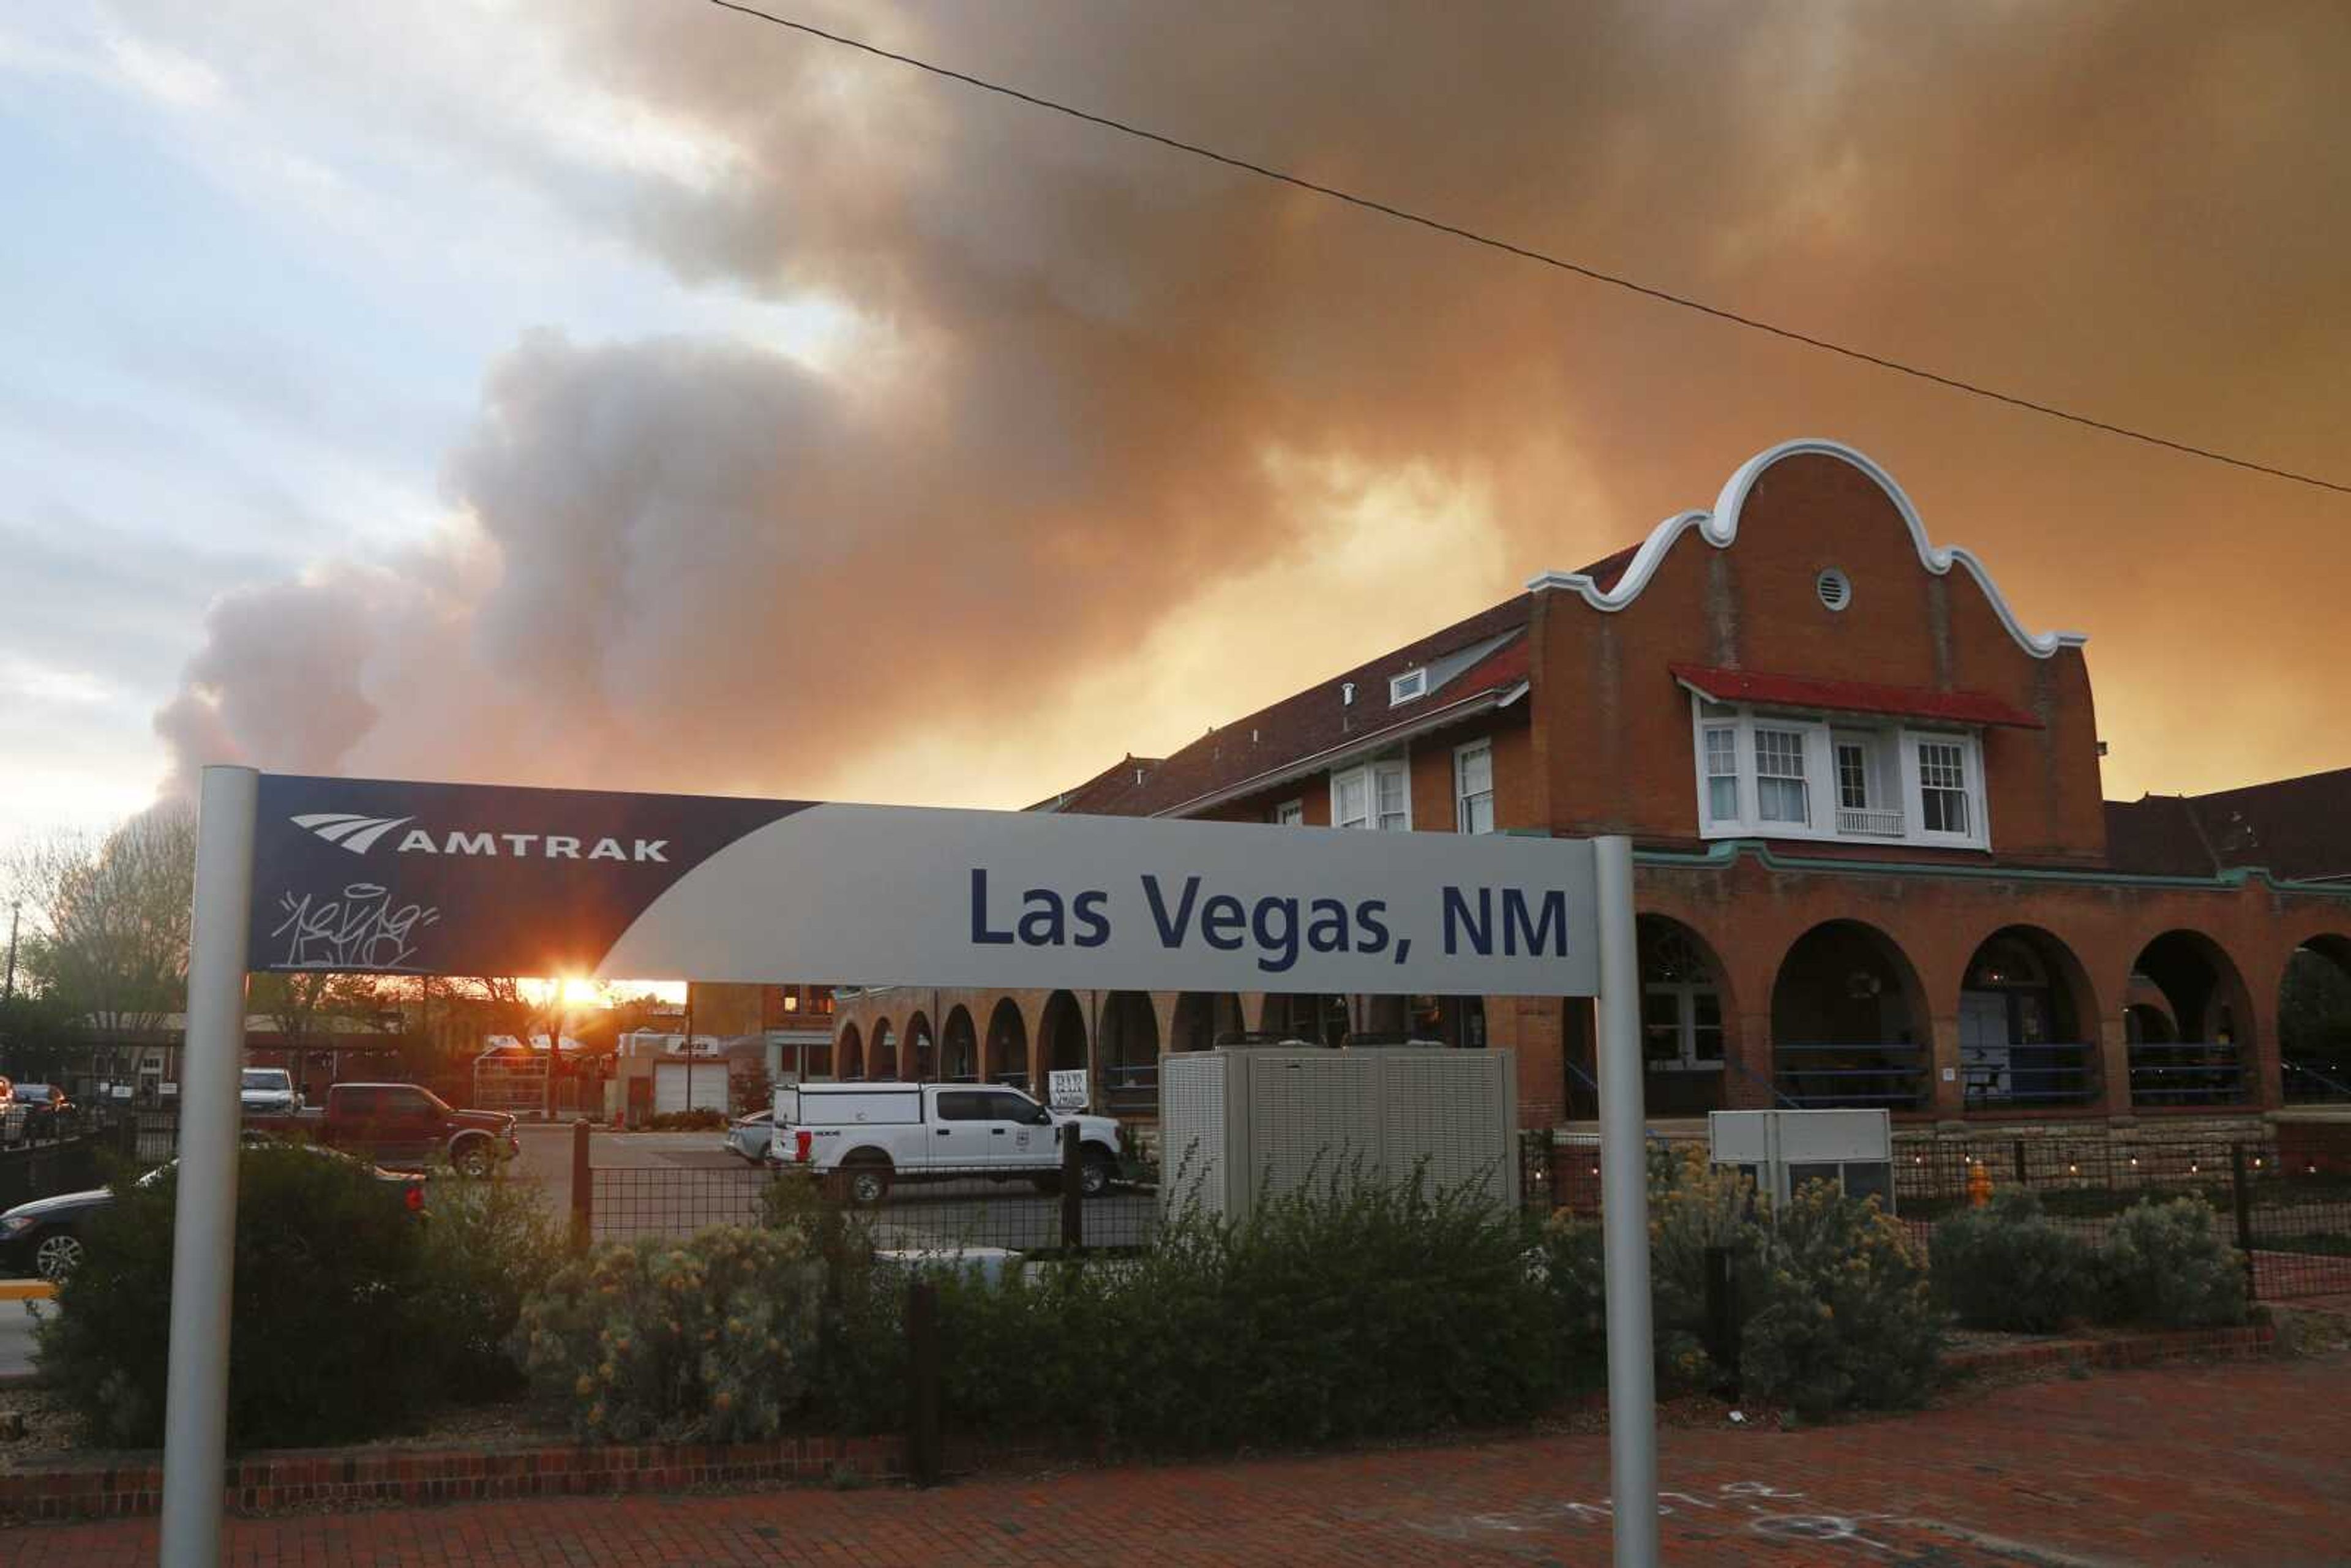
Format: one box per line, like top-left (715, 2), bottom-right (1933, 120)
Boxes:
top-left (769, 1081), bottom-right (1122, 1205)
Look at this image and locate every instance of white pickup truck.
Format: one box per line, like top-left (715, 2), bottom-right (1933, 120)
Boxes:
top-left (768, 1082), bottom-right (1123, 1206)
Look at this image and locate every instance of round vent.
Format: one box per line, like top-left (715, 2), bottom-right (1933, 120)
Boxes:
top-left (1816, 567), bottom-right (1853, 612)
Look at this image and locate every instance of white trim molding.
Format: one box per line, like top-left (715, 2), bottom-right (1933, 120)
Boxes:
top-left (1524, 438), bottom-right (2088, 660)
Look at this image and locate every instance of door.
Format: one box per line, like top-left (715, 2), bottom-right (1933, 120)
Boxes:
top-left (982, 1089), bottom-right (1054, 1170)
top-left (1959, 991), bottom-right (2012, 1103)
top-left (931, 1089), bottom-right (993, 1173)
top-left (376, 1086), bottom-right (443, 1166)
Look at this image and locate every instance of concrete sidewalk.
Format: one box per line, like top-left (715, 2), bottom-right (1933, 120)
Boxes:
top-left (8, 1354), bottom-right (2345, 1566)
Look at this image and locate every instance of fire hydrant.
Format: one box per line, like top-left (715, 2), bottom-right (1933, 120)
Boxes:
top-left (1967, 1158), bottom-right (1993, 1209)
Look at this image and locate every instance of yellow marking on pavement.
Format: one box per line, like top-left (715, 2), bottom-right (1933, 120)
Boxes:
top-left (0, 1281), bottom-right (56, 1302)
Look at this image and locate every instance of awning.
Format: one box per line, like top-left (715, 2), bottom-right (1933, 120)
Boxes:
top-left (1668, 662), bottom-right (2044, 729)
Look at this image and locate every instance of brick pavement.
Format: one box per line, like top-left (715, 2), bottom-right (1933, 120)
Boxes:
top-left (7, 1354), bottom-right (2344, 1567)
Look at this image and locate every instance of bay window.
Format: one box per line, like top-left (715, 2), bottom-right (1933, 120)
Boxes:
top-left (1691, 696), bottom-right (1988, 849)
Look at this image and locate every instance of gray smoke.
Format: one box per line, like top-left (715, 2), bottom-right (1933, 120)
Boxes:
top-left (157, 2), bottom-right (2351, 803)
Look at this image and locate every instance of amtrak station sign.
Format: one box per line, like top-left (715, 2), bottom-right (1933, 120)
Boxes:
top-left (160, 767), bottom-right (1656, 1568)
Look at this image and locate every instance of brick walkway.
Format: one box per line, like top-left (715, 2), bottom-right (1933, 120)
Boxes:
top-left (7, 1355), bottom-right (2344, 1566)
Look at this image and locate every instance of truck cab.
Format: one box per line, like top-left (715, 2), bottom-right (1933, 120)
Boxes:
top-left (768, 1081), bottom-right (1122, 1204)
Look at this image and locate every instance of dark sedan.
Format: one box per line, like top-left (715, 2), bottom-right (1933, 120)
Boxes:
top-left (0, 1146), bottom-right (427, 1283)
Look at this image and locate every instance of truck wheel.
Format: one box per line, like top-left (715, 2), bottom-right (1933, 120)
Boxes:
top-left (843, 1164), bottom-right (892, 1206)
top-left (452, 1138), bottom-right (494, 1179)
top-left (1080, 1150), bottom-right (1116, 1199)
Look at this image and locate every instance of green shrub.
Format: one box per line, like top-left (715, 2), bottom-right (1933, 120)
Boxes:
top-left (514, 1226), bottom-right (826, 1442)
top-left (414, 1175), bottom-right (566, 1397)
top-left (1739, 1180), bottom-right (1943, 1421)
top-left (2095, 1198), bottom-right (2248, 1329)
top-left (1930, 1190), bottom-right (2096, 1332)
top-left (36, 1145), bottom-right (434, 1449)
top-left (1643, 1144), bottom-right (1768, 1388)
top-left (904, 1165), bottom-right (1575, 1454)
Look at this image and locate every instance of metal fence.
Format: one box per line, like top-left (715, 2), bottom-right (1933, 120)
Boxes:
top-left (1531, 1126), bottom-right (2351, 1304)
top-left (0, 1127), bottom-right (107, 1213)
top-left (1897, 1135), bottom-right (2351, 1301)
top-left (585, 1136), bottom-right (1160, 1256)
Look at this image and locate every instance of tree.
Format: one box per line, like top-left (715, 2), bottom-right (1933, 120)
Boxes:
top-left (5, 809), bottom-right (198, 1062)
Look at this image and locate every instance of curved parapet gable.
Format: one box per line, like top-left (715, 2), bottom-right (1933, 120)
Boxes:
top-left (1524, 438), bottom-right (2089, 659)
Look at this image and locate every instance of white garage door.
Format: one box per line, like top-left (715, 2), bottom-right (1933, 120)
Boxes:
top-left (653, 1062), bottom-right (729, 1116)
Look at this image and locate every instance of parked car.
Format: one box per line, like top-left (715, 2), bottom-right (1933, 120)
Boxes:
top-left (239, 1067), bottom-right (301, 1116)
top-left (0, 1143), bottom-right (426, 1283)
top-left (2, 1084), bottom-right (71, 1144)
top-left (247, 1082), bottom-right (519, 1177)
top-left (722, 1109), bottom-right (774, 1163)
top-left (767, 1082), bottom-right (1122, 1204)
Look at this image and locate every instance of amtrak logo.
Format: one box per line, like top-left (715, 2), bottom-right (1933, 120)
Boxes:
top-left (291, 813), bottom-right (415, 854)
top-left (289, 812), bottom-right (668, 862)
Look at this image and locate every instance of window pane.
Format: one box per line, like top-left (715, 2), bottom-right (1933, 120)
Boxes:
top-left (1708, 775), bottom-right (1738, 822)
top-left (1836, 743), bottom-right (1868, 809)
top-left (1757, 776), bottom-right (1809, 823)
top-left (1376, 764), bottom-right (1408, 830)
top-left (936, 1091), bottom-right (986, 1122)
top-left (1336, 774), bottom-right (1368, 827)
top-left (1918, 741), bottom-right (1970, 835)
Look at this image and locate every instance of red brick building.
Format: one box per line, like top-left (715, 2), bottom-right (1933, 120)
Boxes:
top-left (833, 440), bottom-right (2351, 1144)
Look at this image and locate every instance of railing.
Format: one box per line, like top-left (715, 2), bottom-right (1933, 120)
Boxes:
top-left (1772, 1042), bottom-right (1929, 1110)
top-left (2284, 1057), bottom-right (2351, 1105)
top-left (2128, 1042), bottom-right (2249, 1107)
top-left (1101, 1063), bottom-right (1159, 1114)
top-left (1835, 806), bottom-right (1905, 838)
top-left (1962, 1041), bottom-right (2101, 1110)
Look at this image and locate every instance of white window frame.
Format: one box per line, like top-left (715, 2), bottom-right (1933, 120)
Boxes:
top-left (1689, 695), bottom-right (1990, 850)
top-left (1331, 755), bottom-right (1411, 831)
top-left (1272, 799), bottom-right (1304, 827)
top-left (1453, 740), bottom-right (1495, 834)
top-left (1389, 667), bottom-right (1428, 705)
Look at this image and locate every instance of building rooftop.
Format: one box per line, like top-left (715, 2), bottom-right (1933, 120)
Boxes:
top-left (2105, 767), bottom-right (2351, 882)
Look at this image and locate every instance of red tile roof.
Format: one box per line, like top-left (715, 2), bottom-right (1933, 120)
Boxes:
top-left (1668, 664), bottom-right (2045, 730)
top-left (1044, 595), bottom-right (1536, 818)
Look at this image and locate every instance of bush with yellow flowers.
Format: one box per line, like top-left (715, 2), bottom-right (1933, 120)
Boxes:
top-left (514, 1226), bottom-right (825, 1442)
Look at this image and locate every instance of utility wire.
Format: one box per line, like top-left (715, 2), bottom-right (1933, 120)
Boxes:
top-left (707, 0), bottom-right (2347, 498)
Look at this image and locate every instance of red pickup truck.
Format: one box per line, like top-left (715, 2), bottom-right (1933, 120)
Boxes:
top-left (252, 1082), bottom-right (519, 1176)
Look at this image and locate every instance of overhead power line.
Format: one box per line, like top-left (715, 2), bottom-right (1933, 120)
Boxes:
top-left (708, 0), bottom-right (2348, 498)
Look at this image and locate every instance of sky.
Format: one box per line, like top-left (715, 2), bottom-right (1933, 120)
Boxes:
top-left (4, 1), bottom-right (2347, 846)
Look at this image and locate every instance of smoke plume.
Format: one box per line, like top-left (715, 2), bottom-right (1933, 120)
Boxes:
top-left (157, 2), bottom-right (2351, 805)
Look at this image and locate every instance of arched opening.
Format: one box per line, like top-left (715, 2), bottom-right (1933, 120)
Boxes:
top-left (984, 997), bottom-right (1029, 1092)
top-left (940, 1005), bottom-right (979, 1083)
top-left (1039, 990), bottom-right (1088, 1090)
top-left (1098, 991), bottom-right (1160, 1115)
top-left (2123, 1003), bottom-right (2177, 1044)
top-left (1430, 996), bottom-right (1488, 1050)
top-left (2125, 931), bottom-right (2252, 1107)
top-left (2280, 936), bottom-right (2351, 1103)
top-left (1958, 926), bottom-right (2100, 1110)
top-left (836, 1022), bottom-right (864, 1082)
top-left (1169, 992), bottom-right (1245, 1052)
top-left (870, 1019), bottom-right (897, 1082)
top-left (1261, 992), bottom-right (1348, 1048)
top-left (906, 1010), bottom-right (935, 1082)
top-left (1770, 920), bottom-right (1928, 1110)
top-left (1641, 917), bottom-right (1731, 1116)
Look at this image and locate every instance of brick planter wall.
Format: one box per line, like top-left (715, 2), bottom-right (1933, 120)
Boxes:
top-left (1943, 1321), bottom-right (2276, 1377)
top-left (0, 1431), bottom-right (910, 1524)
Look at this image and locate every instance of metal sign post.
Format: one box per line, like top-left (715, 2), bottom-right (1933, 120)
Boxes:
top-left (159, 771), bottom-right (1654, 1566)
top-left (1594, 836), bottom-right (1659, 1566)
top-left (160, 766), bottom-right (258, 1567)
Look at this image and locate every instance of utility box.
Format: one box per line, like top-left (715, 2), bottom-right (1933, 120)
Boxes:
top-left (1159, 1048), bottom-right (1518, 1223)
top-left (1708, 1109), bottom-right (1895, 1214)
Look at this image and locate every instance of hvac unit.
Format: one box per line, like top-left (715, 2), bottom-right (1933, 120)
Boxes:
top-left (1707, 1109), bottom-right (1895, 1214)
top-left (1159, 1048), bottom-right (1518, 1225)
